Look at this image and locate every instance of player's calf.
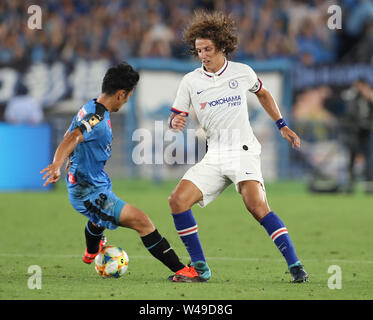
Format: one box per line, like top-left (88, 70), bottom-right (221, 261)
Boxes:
top-left (141, 229), bottom-right (185, 272)
top-left (118, 204), bottom-right (193, 276)
top-left (260, 211), bottom-right (309, 282)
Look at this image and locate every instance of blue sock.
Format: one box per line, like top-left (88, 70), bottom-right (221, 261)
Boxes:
top-left (260, 211), bottom-right (300, 268)
top-left (172, 209), bottom-right (206, 263)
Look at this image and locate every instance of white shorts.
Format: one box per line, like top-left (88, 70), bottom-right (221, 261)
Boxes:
top-left (182, 150), bottom-right (264, 208)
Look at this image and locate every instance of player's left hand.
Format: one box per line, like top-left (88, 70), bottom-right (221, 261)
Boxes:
top-left (40, 163), bottom-right (61, 187)
top-left (280, 126), bottom-right (301, 149)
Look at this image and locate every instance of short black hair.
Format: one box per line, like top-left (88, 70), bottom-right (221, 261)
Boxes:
top-left (101, 62), bottom-right (140, 96)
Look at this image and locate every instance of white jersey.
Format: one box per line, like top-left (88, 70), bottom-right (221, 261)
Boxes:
top-left (172, 59), bottom-right (262, 153)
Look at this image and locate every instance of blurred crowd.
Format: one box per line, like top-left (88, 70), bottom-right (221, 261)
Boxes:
top-left (1, 0), bottom-right (373, 68)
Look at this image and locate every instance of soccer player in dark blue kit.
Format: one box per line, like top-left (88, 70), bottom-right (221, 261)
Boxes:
top-left (40, 62), bottom-right (200, 282)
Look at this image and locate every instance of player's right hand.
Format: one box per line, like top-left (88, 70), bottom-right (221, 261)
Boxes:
top-left (40, 163), bottom-right (61, 187)
top-left (170, 113), bottom-right (187, 131)
top-left (280, 126), bottom-right (301, 149)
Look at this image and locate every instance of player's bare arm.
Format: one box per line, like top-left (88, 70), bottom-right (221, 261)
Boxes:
top-left (168, 112), bottom-right (187, 131)
top-left (63, 129), bottom-right (72, 172)
top-left (40, 128), bottom-right (84, 186)
top-left (255, 87), bottom-right (300, 149)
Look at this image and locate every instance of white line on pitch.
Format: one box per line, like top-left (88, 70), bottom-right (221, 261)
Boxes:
top-left (0, 253), bottom-right (372, 264)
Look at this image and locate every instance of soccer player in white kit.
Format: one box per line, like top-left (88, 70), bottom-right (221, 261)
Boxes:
top-left (168, 11), bottom-right (308, 283)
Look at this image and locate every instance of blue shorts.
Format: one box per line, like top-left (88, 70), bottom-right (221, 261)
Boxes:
top-left (67, 184), bottom-right (126, 230)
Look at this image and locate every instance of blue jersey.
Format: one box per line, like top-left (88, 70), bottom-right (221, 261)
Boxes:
top-left (66, 99), bottom-right (113, 190)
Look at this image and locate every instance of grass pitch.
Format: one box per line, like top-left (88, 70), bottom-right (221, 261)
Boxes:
top-left (1, 179), bottom-right (372, 300)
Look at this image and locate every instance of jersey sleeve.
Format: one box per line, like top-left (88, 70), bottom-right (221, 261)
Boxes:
top-left (171, 75), bottom-right (191, 116)
top-left (70, 103), bottom-right (105, 142)
top-left (245, 65), bottom-right (263, 94)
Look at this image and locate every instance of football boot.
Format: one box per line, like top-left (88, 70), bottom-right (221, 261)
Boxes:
top-left (82, 236), bottom-right (107, 264)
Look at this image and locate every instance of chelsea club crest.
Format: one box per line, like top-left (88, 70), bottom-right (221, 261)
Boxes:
top-left (229, 79), bottom-right (238, 89)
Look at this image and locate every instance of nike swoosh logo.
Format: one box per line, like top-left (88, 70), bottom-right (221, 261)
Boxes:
top-left (245, 172), bottom-right (253, 175)
top-left (163, 247), bottom-right (173, 254)
top-left (197, 90), bottom-right (204, 95)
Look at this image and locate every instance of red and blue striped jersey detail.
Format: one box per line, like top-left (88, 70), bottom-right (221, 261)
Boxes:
top-left (170, 107), bottom-right (189, 116)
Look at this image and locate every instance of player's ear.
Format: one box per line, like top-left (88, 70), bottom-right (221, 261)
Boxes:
top-left (117, 89), bottom-right (126, 101)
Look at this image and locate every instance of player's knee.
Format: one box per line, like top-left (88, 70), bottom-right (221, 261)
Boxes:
top-left (244, 200), bottom-right (269, 221)
top-left (132, 212), bottom-right (155, 236)
top-left (119, 205), bottom-right (154, 236)
top-left (168, 192), bottom-right (188, 213)
top-left (168, 192), bottom-right (180, 209)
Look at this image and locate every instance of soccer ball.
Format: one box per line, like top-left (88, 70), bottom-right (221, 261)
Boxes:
top-left (94, 245), bottom-right (129, 278)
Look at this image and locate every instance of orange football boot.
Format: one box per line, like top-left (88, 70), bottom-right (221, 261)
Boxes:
top-left (171, 265), bottom-right (203, 282)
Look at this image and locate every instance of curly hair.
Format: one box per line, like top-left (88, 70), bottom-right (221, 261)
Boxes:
top-left (183, 10), bottom-right (238, 58)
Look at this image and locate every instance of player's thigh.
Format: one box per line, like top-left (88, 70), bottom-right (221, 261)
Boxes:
top-left (222, 152), bottom-right (269, 220)
top-left (170, 159), bottom-right (230, 211)
top-left (118, 203), bottom-right (155, 237)
top-left (239, 180), bottom-right (270, 222)
top-left (224, 153), bottom-right (264, 192)
top-left (68, 188), bottom-right (125, 230)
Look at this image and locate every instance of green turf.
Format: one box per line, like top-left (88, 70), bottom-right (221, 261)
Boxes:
top-left (1, 179), bottom-right (372, 300)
